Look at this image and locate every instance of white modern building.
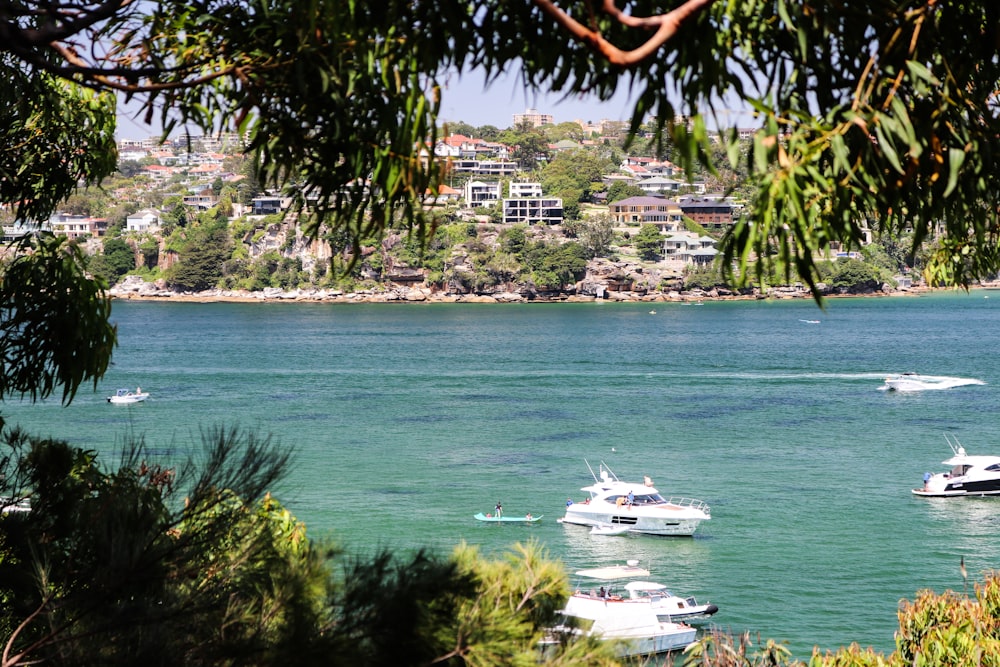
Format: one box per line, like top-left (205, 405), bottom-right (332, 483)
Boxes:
top-left (126, 209), bottom-right (161, 233)
top-left (464, 180), bottom-right (502, 208)
top-left (502, 182), bottom-right (562, 224)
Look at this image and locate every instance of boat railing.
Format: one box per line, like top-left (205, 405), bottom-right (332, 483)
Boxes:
top-left (665, 497), bottom-right (711, 516)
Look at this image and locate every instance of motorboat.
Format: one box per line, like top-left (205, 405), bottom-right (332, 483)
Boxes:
top-left (107, 388), bottom-right (150, 404)
top-left (881, 373), bottom-right (985, 392)
top-left (1, 497), bottom-right (30, 514)
top-left (560, 462), bottom-right (710, 536)
top-left (569, 564), bottom-right (719, 623)
top-left (544, 561), bottom-right (710, 657)
top-left (913, 436), bottom-right (1000, 497)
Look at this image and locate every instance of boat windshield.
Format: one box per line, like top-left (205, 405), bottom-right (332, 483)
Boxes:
top-left (631, 493), bottom-right (666, 505)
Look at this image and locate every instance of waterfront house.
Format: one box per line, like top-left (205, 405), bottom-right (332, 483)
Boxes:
top-left (126, 209), bottom-right (161, 233)
top-left (677, 196), bottom-right (744, 231)
top-left (463, 180), bottom-right (502, 208)
top-left (609, 196), bottom-right (685, 231)
top-left (251, 195), bottom-right (292, 216)
top-left (502, 181), bottom-right (563, 225)
top-left (49, 213), bottom-right (107, 239)
top-left (662, 232), bottom-right (719, 265)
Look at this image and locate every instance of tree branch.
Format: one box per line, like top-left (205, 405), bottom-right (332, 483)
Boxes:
top-left (530, 0), bottom-right (716, 67)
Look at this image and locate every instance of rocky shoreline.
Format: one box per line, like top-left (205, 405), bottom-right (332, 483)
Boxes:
top-left (109, 275), bottom-right (929, 304)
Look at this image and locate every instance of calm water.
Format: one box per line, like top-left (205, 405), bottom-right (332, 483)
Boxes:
top-left (7, 291), bottom-right (1000, 659)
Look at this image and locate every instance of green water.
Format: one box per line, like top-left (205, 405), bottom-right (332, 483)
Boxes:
top-left (7, 291), bottom-right (1000, 659)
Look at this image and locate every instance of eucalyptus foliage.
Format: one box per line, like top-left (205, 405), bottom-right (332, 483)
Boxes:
top-left (0, 235), bottom-right (116, 407)
top-left (4, 1), bottom-right (999, 297)
top-left (0, 56), bottom-right (118, 224)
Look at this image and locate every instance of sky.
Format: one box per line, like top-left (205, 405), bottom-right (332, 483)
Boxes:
top-left (436, 68), bottom-right (639, 128)
top-left (115, 67), bottom-right (754, 140)
top-left (115, 68), bottom-right (640, 140)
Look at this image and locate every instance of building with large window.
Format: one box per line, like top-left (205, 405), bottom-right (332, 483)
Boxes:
top-left (512, 108), bottom-right (553, 128)
top-left (502, 197), bottom-right (563, 225)
top-left (47, 213), bottom-right (108, 239)
top-left (464, 180), bottom-right (502, 208)
top-left (608, 196), bottom-right (685, 232)
top-left (502, 181), bottom-right (562, 224)
top-left (677, 196), bottom-right (744, 231)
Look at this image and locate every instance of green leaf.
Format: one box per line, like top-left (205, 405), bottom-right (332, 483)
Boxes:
top-left (943, 147), bottom-right (965, 197)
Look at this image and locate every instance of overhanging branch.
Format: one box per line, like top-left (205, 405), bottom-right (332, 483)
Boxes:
top-left (530, 0), bottom-right (716, 67)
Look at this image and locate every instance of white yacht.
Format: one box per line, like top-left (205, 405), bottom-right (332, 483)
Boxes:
top-left (913, 437), bottom-right (1000, 497)
top-left (569, 564), bottom-right (719, 623)
top-left (560, 462), bottom-right (710, 536)
top-left (545, 562), bottom-right (707, 657)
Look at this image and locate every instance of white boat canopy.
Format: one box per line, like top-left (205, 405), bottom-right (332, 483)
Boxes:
top-left (574, 564), bottom-right (650, 580)
top-left (623, 581), bottom-right (668, 592)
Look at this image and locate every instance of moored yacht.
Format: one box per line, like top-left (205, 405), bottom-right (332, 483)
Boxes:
top-left (568, 564), bottom-right (719, 623)
top-left (560, 462), bottom-right (710, 536)
top-left (913, 437), bottom-right (1000, 497)
top-left (545, 562), bottom-right (705, 657)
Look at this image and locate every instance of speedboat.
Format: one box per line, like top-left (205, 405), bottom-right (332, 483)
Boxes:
top-left (544, 561), bottom-right (710, 657)
top-left (913, 436), bottom-right (1000, 497)
top-left (882, 373), bottom-right (985, 392)
top-left (107, 388), bottom-right (150, 404)
top-left (560, 462), bottom-right (710, 536)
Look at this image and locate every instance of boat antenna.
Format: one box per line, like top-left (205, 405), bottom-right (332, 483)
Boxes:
top-left (597, 462), bottom-right (618, 482)
top-left (585, 459), bottom-right (598, 482)
top-left (944, 434), bottom-right (966, 456)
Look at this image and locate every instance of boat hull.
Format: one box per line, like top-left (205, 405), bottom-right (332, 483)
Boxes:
top-left (561, 506), bottom-right (705, 536)
top-left (108, 395), bottom-right (149, 404)
top-left (609, 624), bottom-right (697, 656)
top-left (913, 479), bottom-right (1000, 497)
top-left (540, 625), bottom-right (696, 659)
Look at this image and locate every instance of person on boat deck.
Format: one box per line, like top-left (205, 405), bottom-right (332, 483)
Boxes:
top-left (598, 586), bottom-right (606, 598)
top-left (615, 496), bottom-right (625, 508)
top-left (627, 490), bottom-right (635, 507)
top-left (495, 501), bottom-right (502, 517)
top-left (566, 498), bottom-right (574, 506)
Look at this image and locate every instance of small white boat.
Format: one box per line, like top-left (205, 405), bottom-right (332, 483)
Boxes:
top-left (107, 388), bottom-right (150, 404)
top-left (913, 436), bottom-right (1000, 497)
top-left (1, 497), bottom-right (31, 514)
top-left (545, 561), bottom-right (713, 658)
top-left (561, 461), bottom-right (710, 536)
top-left (882, 373), bottom-right (985, 392)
